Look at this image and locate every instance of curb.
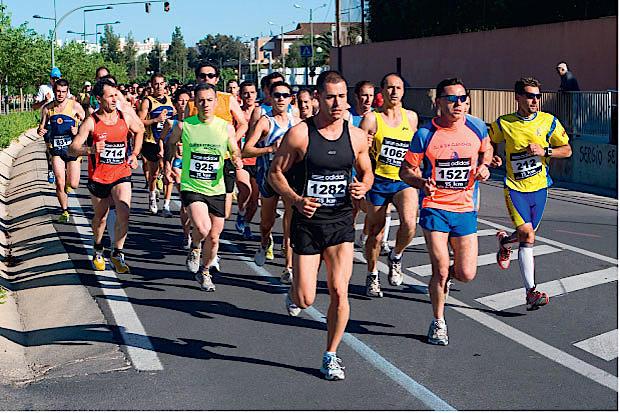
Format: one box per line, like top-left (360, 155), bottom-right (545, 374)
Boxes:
top-left (0, 129), bottom-right (128, 386)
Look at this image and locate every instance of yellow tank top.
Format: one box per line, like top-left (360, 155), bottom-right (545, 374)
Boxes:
top-left (372, 108), bottom-right (413, 180)
top-left (145, 95), bottom-right (174, 143)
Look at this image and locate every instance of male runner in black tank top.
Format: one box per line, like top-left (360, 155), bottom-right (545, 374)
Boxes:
top-left (269, 71), bottom-right (373, 381)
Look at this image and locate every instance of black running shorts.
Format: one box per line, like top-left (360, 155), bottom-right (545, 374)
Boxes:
top-left (290, 215), bottom-right (355, 255)
top-left (180, 191), bottom-right (226, 218)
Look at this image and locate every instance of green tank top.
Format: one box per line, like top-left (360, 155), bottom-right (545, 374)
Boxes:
top-left (180, 115), bottom-right (229, 196)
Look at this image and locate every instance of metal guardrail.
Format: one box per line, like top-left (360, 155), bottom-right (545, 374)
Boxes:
top-left (0, 96), bottom-right (33, 114)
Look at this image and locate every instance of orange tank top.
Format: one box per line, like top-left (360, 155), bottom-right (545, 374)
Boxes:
top-left (88, 111), bottom-right (131, 184)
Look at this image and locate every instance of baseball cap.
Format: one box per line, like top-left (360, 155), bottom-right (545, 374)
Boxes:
top-left (50, 67), bottom-right (61, 78)
top-left (84, 81), bottom-right (92, 86)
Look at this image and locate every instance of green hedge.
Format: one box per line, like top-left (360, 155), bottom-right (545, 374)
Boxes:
top-left (0, 111), bottom-right (39, 148)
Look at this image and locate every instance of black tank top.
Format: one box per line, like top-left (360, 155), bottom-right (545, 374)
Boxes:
top-left (291, 117), bottom-right (354, 224)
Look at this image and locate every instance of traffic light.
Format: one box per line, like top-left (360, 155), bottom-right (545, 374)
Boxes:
top-left (164, 1), bottom-right (170, 12)
top-left (145, 2), bottom-right (151, 13)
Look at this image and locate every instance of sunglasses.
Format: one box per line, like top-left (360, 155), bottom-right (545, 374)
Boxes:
top-left (440, 94), bottom-right (468, 103)
top-left (198, 72), bottom-right (218, 80)
top-left (272, 92), bottom-right (291, 99)
top-left (522, 92), bottom-right (542, 100)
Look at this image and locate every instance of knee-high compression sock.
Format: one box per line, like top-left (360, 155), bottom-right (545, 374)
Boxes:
top-left (518, 242), bottom-right (535, 291)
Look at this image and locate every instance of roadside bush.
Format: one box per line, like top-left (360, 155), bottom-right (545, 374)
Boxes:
top-left (0, 111), bottom-right (38, 148)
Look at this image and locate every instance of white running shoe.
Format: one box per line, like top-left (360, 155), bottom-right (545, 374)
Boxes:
top-left (365, 273), bottom-right (383, 297)
top-left (427, 319), bottom-right (449, 346)
top-left (195, 269), bottom-right (216, 292)
top-left (280, 267), bottom-right (293, 284)
top-left (149, 196), bottom-right (158, 215)
top-left (209, 255), bottom-right (221, 273)
top-left (387, 251), bottom-right (403, 286)
top-left (356, 233), bottom-right (368, 248)
top-left (186, 248), bottom-right (201, 273)
top-left (183, 235), bottom-right (192, 250)
top-left (381, 241), bottom-right (391, 255)
top-left (320, 354), bottom-right (345, 381)
top-left (285, 291), bottom-right (302, 317)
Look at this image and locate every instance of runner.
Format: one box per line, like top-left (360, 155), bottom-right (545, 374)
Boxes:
top-left (162, 87), bottom-right (192, 245)
top-left (37, 78), bottom-right (86, 222)
top-left (399, 77), bottom-right (492, 345)
top-left (189, 64), bottom-right (248, 223)
top-left (226, 79), bottom-right (241, 102)
top-left (242, 81), bottom-right (300, 282)
top-left (165, 83), bottom-right (243, 291)
top-left (69, 78), bottom-right (144, 273)
top-left (138, 73), bottom-right (175, 215)
top-left (269, 70), bottom-right (373, 380)
top-left (490, 77), bottom-right (572, 310)
top-left (359, 73), bottom-right (419, 297)
top-left (234, 81), bottom-right (260, 240)
top-left (296, 88), bottom-right (314, 120)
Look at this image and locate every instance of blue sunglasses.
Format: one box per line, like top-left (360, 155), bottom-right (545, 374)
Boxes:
top-left (440, 94), bottom-right (468, 103)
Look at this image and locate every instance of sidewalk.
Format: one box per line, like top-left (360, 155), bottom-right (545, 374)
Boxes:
top-left (0, 130), bottom-right (128, 386)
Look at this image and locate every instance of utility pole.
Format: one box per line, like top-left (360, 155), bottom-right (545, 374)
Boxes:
top-left (361, 0), bottom-right (365, 44)
top-left (336, 0), bottom-right (342, 73)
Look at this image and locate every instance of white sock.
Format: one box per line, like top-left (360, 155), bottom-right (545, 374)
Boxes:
top-left (163, 199), bottom-right (170, 209)
top-left (106, 208), bottom-right (117, 246)
top-left (390, 249), bottom-right (402, 261)
top-left (368, 270), bottom-right (378, 277)
top-left (518, 243), bottom-right (535, 291)
top-left (433, 317), bottom-right (445, 324)
top-left (150, 190), bottom-right (157, 199)
top-left (383, 216), bottom-right (392, 243)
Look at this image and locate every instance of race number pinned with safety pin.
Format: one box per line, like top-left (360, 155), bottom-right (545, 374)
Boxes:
top-left (306, 171), bottom-right (348, 207)
top-left (189, 152), bottom-right (220, 181)
top-left (510, 152), bottom-right (542, 180)
top-left (53, 135), bottom-right (72, 149)
top-left (435, 158), bottom-right (471, 189)
top-left (100, 142), bottom-right (127, 165)
top-left (378, 137), bottom-right (409, 167)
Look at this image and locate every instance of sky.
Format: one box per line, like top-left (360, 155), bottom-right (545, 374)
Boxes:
top-left (1, 0), bottom-right (363, 45)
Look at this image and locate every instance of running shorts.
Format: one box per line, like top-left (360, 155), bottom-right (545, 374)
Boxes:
top-left (419, 208), bottom-right (478, 237)
top-left (180, 191), bottom-right (226, 218)
top-left (367, 175), bottom-right (411, 206)
top-left (87, 176), bottom-right (132, 199)
top-left (504, 187), bottom-right (547, 230)
top-left (290, 214), bottom-right (355, 255)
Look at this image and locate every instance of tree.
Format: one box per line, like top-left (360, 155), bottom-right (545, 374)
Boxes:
top-left (285, 34), bottom-right (330, 68)
top-left (164, 26), bottom-right (188, 81)
top-left (123, 32), bottom-right (138, 78)
top-left (147, 41), bottom-right (163, 73)
top-left (194, 34), bottom-right (247, 70)
top-left (100, 24), bottom-right (123, 64)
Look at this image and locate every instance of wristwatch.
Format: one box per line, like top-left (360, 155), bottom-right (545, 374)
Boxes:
top-left (544, 147), bottom-right (553, 157)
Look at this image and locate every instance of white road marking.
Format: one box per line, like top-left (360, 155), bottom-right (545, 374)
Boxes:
top-left (386, 228), bottom-right (497, 248)
top-left (406, 245), bottom-right (561, 277)
top-left (476, 267), bottom-right (618, 311)
top-left (355, 218), bottom-right (402, 230)
top-left (574, 330), bottom-right (618, 361)
top-left (478, 218), bottom-right (618, 265)
top-left (221, 240), bottom-right (454, 411)
top-left (68, 196), bottom-right (164, 371)
top-left (355, 251), bottom-right (618, 392)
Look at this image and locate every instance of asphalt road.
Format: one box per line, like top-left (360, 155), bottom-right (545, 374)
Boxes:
top-left (1, 165), bottom-right (617, 410)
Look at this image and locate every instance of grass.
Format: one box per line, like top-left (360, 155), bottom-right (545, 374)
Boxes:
top-left (0, 111), bottom-right (39, 149)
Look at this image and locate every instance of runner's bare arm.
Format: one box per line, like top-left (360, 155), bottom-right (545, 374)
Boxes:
top-left (359, 112), bottom-right (377, 148)
top-left (74, 100), bottom-right (86, 123)
top-left (268, 123), bottom-right (307, 203)
top-left (229, 97), bottom-right (248, 141)
top-left (37, 105), bottom-right (49, 137)
top-left (68, 117), bottom-right (95, 157)
top-left (227, 123), bottom-right (243, 170)
top-left (241, 117), bottom-right (273, 158)
top-left (406, 109), bottom-right (419, 133)
top-left (399, 159), bottom-right (427, 190)
top-left (127, 114), bottom-right (144, 161)
top-left (349, 126), bottom-right (374, 199)
top-left (165, 121), bottom-right (183, 163)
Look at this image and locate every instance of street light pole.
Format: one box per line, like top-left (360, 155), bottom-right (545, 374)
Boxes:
top-left (294, 3), bottom-right (326, 68)
top-left (83, 7), bottom-right (112, 43)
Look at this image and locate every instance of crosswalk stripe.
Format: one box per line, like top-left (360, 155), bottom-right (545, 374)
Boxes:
top-left (355, 218), bottom-right (402, 230)
top-left (406, 245), bottom-right (561, 277)
top-left (574, 329), bottom-right (618, 361)
top-left (353, 251), bottom-right (618, 392)
top-left (475, 267), bottom-right (618, 311)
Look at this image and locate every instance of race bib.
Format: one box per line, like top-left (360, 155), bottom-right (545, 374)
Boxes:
top-left (510, 152), bottom-right (542, 180)
top-left (378, 137), bottom-right (409, 167)
top-left (435, 159), bottom-right (471, 189)
top-left (53, 136), bottom-right (71, 149)
top-left (306, 172), bottom-right (348, 207)
top-left (100, 142), bottom-right (126, 165)
top-left (189, 152), bottom-right (219, 181)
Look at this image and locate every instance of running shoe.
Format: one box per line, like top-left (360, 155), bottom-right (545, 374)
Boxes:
top-left (427, 319), bottom-right (449, 346)
top-left (235, 213), bottom-right (245, 234)
top-left (387, 250), bottom-right (403, 286)
top-left (365, 273), bottom-right (383, 297)
top-left (162, 207), bottom-right (173, 218)
top-left (183, 235), bottom-right (192, 250)
top-left (285, 291), bottom-right (302, 317)
top-left (209, 255), bottom-right (221, 273)
top-left (92, 250), bottom-right (106, 271)
top-left (320, 354), bottom-right (345, 381)
top-left (149, 196), bottom-right (158, 215)
top-left (281, 267), bottom-right (293, 284)
top-left (265, 236), bottom-right (274, 261)
top-left (156, 175), bottom-right (164, 191)
top-left (526, 287), bottom-right (549, 310)
top-left (254, 247), bottom-right (267, 267)
top-left (110, 252), bottom-right (130, 274)
top-left (445, 278), bottom-right (453, 297)
top-left (47, 170), bottom-right (55, 184)
top-left (195, 269), bottom-right (216, 292)
top-left (381, 241), bottom-right (391, 255)
top-left (496, 231), bottom-right (512, 270)
top-left (57, 210), bottom-right (70, 224)
top-left (65, 183), bottom-right (73, 194)
top-left (243, 226), bottom-right (253, 240)
top-left (356, 233), bottom-right (368, 248)
top-left (186, 248), bottom-right (201, 273)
